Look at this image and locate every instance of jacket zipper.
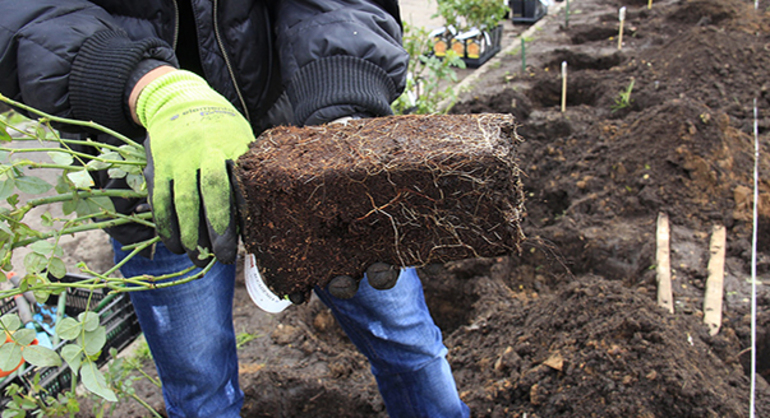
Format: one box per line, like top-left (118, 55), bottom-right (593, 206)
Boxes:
top-left (213, 0), bottom-right (251, 123)
top-left (171, 0), bottom-right (180, 50)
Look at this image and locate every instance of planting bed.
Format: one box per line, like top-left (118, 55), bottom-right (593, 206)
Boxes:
top-left (71, 0), bottom-right (770, 416)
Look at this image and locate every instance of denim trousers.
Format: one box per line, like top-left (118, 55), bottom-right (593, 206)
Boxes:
top-left (114, 241), bottom-right (470, 418)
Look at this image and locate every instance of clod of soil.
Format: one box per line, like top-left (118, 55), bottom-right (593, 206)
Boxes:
top-left (235, 114), bottom-right (525, 298)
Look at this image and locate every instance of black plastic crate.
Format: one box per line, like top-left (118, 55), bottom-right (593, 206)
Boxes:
top-left (0, 273), bottom-right (141, 406)
top-left (510, 0), bottom-right (548, 24)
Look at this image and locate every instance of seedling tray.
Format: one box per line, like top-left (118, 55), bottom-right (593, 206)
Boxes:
top-left (0, 273), bottom-right (141, 407)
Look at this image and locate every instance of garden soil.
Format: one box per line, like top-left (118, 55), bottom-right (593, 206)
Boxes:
top-left (69, 0), bottom-right (770, 416)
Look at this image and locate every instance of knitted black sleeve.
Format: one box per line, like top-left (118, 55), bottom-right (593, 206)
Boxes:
top-left (69, 31), bottom-right (177, 138)
top-left (287, 55), bottom-right (398, 127)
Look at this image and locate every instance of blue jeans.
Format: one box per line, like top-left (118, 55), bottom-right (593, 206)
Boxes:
top-left (114, 241), bottom-right (469, 418)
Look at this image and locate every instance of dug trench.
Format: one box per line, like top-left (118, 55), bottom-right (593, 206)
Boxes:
top-left (73, 0), bottom-right (770, 416)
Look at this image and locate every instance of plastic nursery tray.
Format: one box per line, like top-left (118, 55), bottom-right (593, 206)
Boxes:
top-left (0, 273), bottom-right (141, 407)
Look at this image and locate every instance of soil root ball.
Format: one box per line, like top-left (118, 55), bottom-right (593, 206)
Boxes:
top-left (235, 113), bottom-right (525, 299)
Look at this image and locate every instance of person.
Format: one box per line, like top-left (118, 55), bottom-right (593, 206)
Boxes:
top-left (0, 1), bottom-right (471, 417)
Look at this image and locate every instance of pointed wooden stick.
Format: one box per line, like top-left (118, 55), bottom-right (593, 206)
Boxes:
top-left (656, 212), bottom-right (674, 313)
top-left (704, 224), bottom-right (726, 336)
top-left (618, 7), bottom-right (626, 50)
top-left (561, 61), bottom-right (568, 113)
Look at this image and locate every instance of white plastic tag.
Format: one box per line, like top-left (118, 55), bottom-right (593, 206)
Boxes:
top-left (244, 253), bottom-right (291, 313)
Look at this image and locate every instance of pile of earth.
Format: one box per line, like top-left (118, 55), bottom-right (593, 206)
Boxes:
top-left (72, 0), bottom-right (770, 416)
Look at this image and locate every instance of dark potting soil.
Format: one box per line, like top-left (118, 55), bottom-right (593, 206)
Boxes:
top-left (235, 114), bottom-right (525, 299)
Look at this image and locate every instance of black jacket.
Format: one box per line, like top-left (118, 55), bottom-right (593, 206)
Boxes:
top-left (0, 0), bottom-right (408, 249)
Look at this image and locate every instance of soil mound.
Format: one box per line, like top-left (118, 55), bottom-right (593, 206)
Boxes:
top-left (447, 276), bottom-right (769, 417)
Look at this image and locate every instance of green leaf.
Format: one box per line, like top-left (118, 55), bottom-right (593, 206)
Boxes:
top-left (1, 407), bottom-right (22, 418)
top-left (67, 170), bottom-right (94, 190)
top-left (6, 193), bottom-right (18, 207)
top-left (61, 344), bottom-right (83, 373)
top-left (29, 240), bottom-right (54, 255)
top-left (80, 360), bottom-right (117, 402)
top-left (23, 252), bottom-right (47, 274)
top-left (126, 173), bottom-right (146, 193)
top-left (86, 152), bottom-right (118, 171)
top-left (107, 167), bottom-right (127, 179)
top-left (48, 151), bottom-right (74, 166)
top-left (0, 179), bottom-right (14, 201)
top-left (56, 317), bottom-right (82, 340)
top-left (78, 311), bottom-right (100, 333)
top-left (47, 257), bottom-right (66, 279)
top-left (81, 327), bottom-right (106, 357)
top-left (34, 125), bottom-right (48, 141)
top-left (89, 196), bottom-right (115, 213)
top-left (62, 199), bottom-right (76, 215)
top-left (12, 328), bottom-right (35, 346)
top-left (0, 313), bottom-right (21, 331)
top-left (32, 288), bottom-right (51, 304)
top-left (22, 345), bottom-right (62, 368)
top-left (0, 342), bottom-right (21, 372)
top-left (73, 196), bottom-right (115, 217)
top-left (0, 126), bottom-right (10, 142)
top-left (41, 211), bottom-right (54, 227)
top-left (15, 175), bottom-right (51, 195)
top-left (55, 174), bottom-right (71, 194)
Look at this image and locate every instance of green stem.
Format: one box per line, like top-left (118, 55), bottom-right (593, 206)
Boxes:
top-left (0, 94), bottom-right (141, 149)
top-left (12, 213), bottom-right (153, 248)
top-left (0, 263), bottom-right (208, 299)
top-left (23, 189), bottom-right (145, 209)
top-left (3, 148), bottom-right (145, 166)
top-left (129, 392), bottom-right (164, 418)
top-left (111, 261), bottom-right (212, 292)
top-left (103, 236), bottom-right (161, 278)
top-left (5, 134), bottom-right (145, 158)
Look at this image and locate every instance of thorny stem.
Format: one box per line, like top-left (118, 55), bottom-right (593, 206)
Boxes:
top-left (1, 148), bottom-right (145, 167)
top-left (0, 258), bottom-right (211, 300)
top-left (0, 94), bottom-right (141, 149)
top-left (130, 392), bottom-right (164, 418)
top-left (13, 189), bottom-right (146, 215)
top-left (10, 213), bottom-right (153, 249)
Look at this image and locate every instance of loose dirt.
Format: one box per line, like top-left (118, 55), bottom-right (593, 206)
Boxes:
top-left (69, 0), bottom-right (770, 416)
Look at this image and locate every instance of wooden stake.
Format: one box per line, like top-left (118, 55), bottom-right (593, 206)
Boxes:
top-left (561, 61), bottom-right (567, 113)
top-left (565, 0), bottom-right (570, 28)
top-left (648, 0), bottom-right (653, 9)
top-left (656, 212), bottom-right (674, 314)
top-left (704, 224), bottom-right (726, 336)
top-left (618, 7), bottom-right (626, 50)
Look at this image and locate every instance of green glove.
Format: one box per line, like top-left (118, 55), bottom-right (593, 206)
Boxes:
top-left (136, 70), bottom-right (254, 265)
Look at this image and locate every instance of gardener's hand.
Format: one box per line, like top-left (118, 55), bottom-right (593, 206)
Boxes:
top-left (133, 69), bottom-right (254, 266)
top-left (326, 262), bottom-right (400, 299)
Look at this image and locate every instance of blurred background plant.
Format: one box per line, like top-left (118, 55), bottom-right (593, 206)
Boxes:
top-left (391, 23), bottom-right (467, 115)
